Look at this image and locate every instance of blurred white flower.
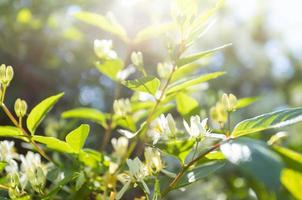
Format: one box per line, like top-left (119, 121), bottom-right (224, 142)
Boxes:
top-left (94, 39), bottom-right (117, 60)
top-left (117, 65), bottom-right (135, 81)
top-left (144, 147), bottom-right (164, 174)
top-left (183, 116), bottom-right (209, 139)
top-left (20, 152), bottom-right (47, 192)
top-left (111, 136), bottom-right (129, 157)
top-left (0, 140), bottom-right (19, 162)
top-left (127, 157), bottom-right (148, 182)
top-left (113, 98), bottom-right (132, 116)
top-left (148, 114), bottom-right (177, 144)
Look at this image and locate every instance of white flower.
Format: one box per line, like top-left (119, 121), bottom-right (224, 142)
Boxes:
top-left (20, 152), bottom-right (47, 192)
top-left (148, 114), bottom-right (177, 144)
top-left (127, 157), bottom-right (148, 182)
top-left (94, 39), bottom-right (117, 60)
top-left (144, 147), bottom-right (164, 174)
top-left (184, 116), bottom-right (226, 140)
top-left (0, 140), bottom-right (18, 162)
top-left (113, 98), bottom-right (132, 116)
top-left (111, 136), bottom-right (129, 157)
top-left (183, 116), bottom-right (209, 139)
top-left (117, 65), bottom-right (135, 81)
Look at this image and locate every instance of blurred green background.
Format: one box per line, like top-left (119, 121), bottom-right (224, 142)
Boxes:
top-left (1, 0), bottom-right (302, 199)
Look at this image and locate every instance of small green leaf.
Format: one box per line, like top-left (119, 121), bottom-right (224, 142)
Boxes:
top-left (74, 11), bottom-right (128, 41)
top-left (75, 171), bottom-right (86, 191)
top-left (171, 63), bottom-right (201, 82)
top-left (66, 124), bottom-right (90, 153)
top-left (221, 138), bottom-right (284, 189)
top-left (281, 168), bottom-right (302, 200)
top-left (62, 107), bottom-right (107, 128)
top-left (27, 93), bottom-right (64, 135)
top-left (79, 149), bottom-right (103, 168)
top-left (176, 44), bottom-right (231, 67)
top-left (32, 135), bottom-right (74, 153)
top-left (175, 161), bottom-right (225, 189)
top-left (134, 23), bottom-right (175, 43)
top-left (176, 93), bottom-right (199, 117)
top-left (167, 71), bottom-right (225, 94)
top-left (232, 107), bottom-right (302, 138)
top-left (156, 139), bottom-right (195, 164)
top-left (95, 59), bottom-right (124, 81)
top-left (0, 126), bottom-right (25, 140)
top-left (235, 97), bottom-right (259, 110)
top-left (124, 76), bottom-right (160, 95)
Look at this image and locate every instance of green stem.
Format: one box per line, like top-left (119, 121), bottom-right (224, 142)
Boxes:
top-left (191, 140), bottom-right (199, 162)
top-left (161, 138), bottom-right (230, 197)
top-left (1, 103), bottom-right (53, 163)
top-left (227, 111), bottom-right (231, 137)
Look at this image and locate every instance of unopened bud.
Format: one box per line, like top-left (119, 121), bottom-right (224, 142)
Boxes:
top-left (14, 98), bottom-right (27, 117)
top-left (0, 64), bottom-right (14, 85)
top-left (210, 102), bottom-right (228, 125)
top-left (131, 51), bottom-right (143, 67)
top-left (221, 93), bottom-right (237, 112)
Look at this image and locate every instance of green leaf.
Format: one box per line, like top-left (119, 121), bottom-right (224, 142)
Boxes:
top-left (0, 162), bottom-right (6, 173)
top-left (175, 161), bottom-right (225, 189)
top-left (79, 149), bottom-right (103, 168)
top-left (221, 138), bottom-right (284, 189)
top-left (171, 63), bottom-right (201, 82)
top-left (74, 11), bottom-right (128, 41)
top-left (167, 71), bottom-right (225, 94)
top-left (176, 44), bottom-right (231, 67)
top-left (65, 124), bottom-right (90, 153)
top-left (75, 171), bottom-right (86, 191)
top-left (32, 124), bottom-right (89, 154)
top-left (124, 76), bottom-right (160, 95)
top-left (232, 107), bottom-right (302, 138)
top-left (134, 23), bottom-right (175, 43)
top-left (27, 93), bottom-right (64, 135)
top-left (156, 139), bottom-right (195, 164)
top-left (95, 59), bottom-right (124, 81)
top-left (62, 107), bottom-right (107, 128)
top-left (176, 93), bottom-right (199, 117)
top-left (235, 97), bottom-right (259, 110)
top-left (273, 145), bottom-right (302, 172)
top-left (281, 168), bottom-right (302, 200)
top-left (32, 135), bottom-right (74, 153)
top-left (0, 126), bottom-right (26, 140)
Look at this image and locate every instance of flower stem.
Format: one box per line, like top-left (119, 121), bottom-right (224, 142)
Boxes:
top-left (161, 138), bottom-right (230, 197)
top-left (0, 103), bottom-right (53, 163)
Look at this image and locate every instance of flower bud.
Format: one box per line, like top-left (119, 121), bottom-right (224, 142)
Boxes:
top-left (0, 64), bottom-right (6, 83)
top-left (144, 147), bottom-right (163, 175)
top-left (131, 51), bottom-right (143, 68)
top-left (14, 98), bottom-right (27, 118)
top-left (221, 93), bottom-right (237, 112)
top-left (210, 102), bottom-right (228, 125)
top-left (0, 64), bottom-right (14, 85)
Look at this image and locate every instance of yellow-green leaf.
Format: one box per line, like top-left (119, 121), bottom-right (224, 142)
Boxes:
top-left (134, 23), bottom-right (175, 43)
top-left (27, 93), bottom-right (64, 135)
top-left (167, 71), bottom-right (225, 94)
top-left (176, 44), bottom-right (231, 67)
top-left (32, 135), bottom-right (74, 153)
top-left (235, 97), bottom-right (259, 110)
top-left (74, 11), bottom-right (128, 41)
top-left (232, 107), bottom-right (302, 138)
top-left (124, 76), bottom-right (160, 95)
top-left (65, 124), bottom-right (90, 153)
top-left (62, 107), bottom-right (107, 128)
top-left (95, 59), bottom-right (124, 81)
top-left (281, 169), bottom-right (302, 200)
top-left (176, 93), bottom-right (199, 117)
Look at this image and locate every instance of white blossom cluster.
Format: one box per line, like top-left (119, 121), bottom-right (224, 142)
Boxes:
top-left (0, 140), bottom-right (48, 198)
